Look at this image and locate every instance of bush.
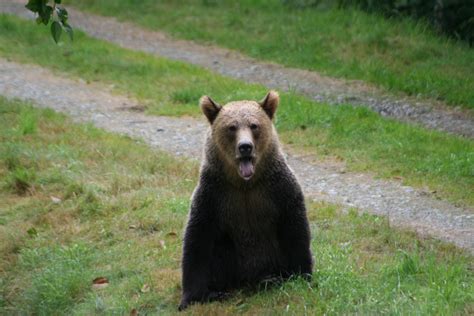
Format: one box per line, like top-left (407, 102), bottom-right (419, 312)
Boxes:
top-left (284, 0), bottom-right (474, 45)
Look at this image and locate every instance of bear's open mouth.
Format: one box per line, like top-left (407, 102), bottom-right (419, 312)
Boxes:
top-left (238, 158), bottom-right (255, 181)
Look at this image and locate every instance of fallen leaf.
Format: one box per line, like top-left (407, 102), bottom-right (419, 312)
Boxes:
top-left (92, 277), bottom-right (109, 289)
top-left (50, 196), bottom-right (62, 204)
top-left (130, 308), bottom-right (138, 316)
top-left (129, 225), bottom-right (137, 229)
top-left (166, 232), bottom-right (177, 238)
top-left (141, 284), bottom-right (150, 293)
top-left (93, 276), bottom-right (108, 284)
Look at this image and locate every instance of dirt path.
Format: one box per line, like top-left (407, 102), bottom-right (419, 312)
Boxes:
top-left (1, 0), bottom-right (473, 138)
top-left (1, 59), bottom-right (472, 253)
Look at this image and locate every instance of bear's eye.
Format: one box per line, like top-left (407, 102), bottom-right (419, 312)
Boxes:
top-left (228, 125), bottom-right (237, 132)
top-left (250, 123), bottom-right (259, 130)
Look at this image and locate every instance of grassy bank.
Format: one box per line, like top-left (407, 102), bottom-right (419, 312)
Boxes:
top-left (71, 0), bottom-right (474, 109)
top-left (0, 14), bottom-right (473, 208)
top-left (0, 98), bottom-right (472, 314)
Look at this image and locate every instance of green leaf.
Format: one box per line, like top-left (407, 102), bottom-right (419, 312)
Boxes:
top-left (62, 22), bottom-right (74, 41)
top-left (57, 7), bottom-right (68, 23)
top-left (51, 21), bottom-right (62, 43)
top-left (25, 0), bottom-right (43, 13)
top-left (38, 5), bottom-right (53, 25)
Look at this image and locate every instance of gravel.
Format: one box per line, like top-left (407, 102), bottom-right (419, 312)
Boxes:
top-left (1, 0), bottom-right (473, 138)
top-left (1, 59), bottom-right (472, 254)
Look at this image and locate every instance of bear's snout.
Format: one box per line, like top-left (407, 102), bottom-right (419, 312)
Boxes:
top-left (236, 132), bottom-right (256, 180)
top-left (238, 141), bottom-right (253, 157)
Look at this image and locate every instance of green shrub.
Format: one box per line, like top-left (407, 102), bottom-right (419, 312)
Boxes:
top-left (284, 0), bottom-right (474, 44)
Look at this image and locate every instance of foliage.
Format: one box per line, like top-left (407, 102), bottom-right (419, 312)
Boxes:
top-left (284, 0), bottom-right (474, 44)
top-left (25, 0), bottom-right (72, 43)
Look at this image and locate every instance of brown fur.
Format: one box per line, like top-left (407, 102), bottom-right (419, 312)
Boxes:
top-left (204, 96), bottom-right (278, 185)
top-left (179, 91), bottom-right (312, 311)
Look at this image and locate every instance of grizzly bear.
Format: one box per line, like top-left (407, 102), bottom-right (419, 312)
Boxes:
top-left (179, 91), bottom-right (313, 310)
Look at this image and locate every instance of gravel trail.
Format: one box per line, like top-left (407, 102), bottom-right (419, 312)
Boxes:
top-left (1, 59), bottom-right (472, 253)
top-left (1, 0), bottom-right (473, 138)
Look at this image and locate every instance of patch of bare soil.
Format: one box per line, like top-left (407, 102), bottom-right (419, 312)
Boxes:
top-left (1, 0), bottom-right (473, 138)
top-left (1, 59), bottom-right (472, 253)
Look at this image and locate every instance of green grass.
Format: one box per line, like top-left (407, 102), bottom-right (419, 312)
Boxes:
top-left (70, 0), bottom-right (474, 109)
top-left (0, 98), bottom-right (472, 314)
top-left (0, 14), bottom-right (473, 209)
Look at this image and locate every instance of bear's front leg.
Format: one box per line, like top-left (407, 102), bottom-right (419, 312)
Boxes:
top-left (179, 213), bottom-right (216, 311)
top-left (277, 193), bottom-right (313, 279)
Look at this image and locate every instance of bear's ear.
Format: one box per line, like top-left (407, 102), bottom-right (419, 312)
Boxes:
top-left (259, 90), bottom-right (279, 120)
top-left (200, 96), bottom-right (221, 124)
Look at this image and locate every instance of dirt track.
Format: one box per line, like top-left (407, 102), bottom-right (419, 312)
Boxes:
top-left (1, 59), bottom-right (472, 253)
top-left (1, 0), bottom-right (473, 138)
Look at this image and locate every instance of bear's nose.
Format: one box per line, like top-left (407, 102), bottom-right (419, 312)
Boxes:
top-left (238, 142), bottom-right (253, 157)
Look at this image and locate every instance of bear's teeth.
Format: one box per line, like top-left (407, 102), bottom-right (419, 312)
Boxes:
top-left (239, 159), bottom-right (254, 180)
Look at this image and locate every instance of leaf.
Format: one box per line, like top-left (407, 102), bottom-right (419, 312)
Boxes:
top-left (56, 7), bottom-right (68, 23)
top-left (93, 276), bottom-right (109, 284)
top-left (50, 21), bottom-right (62, 44)
top-left (38, 5), bottom-right (53, 25)
top-left (25, 0), bottom-right (43, 13)
top-left (130, 309), bottom-right (138, 316)
top-left (92, 276), bottom-right (109, 289)
top-left (54, 0), bottom-right (62, 3)
top-left (62, 23), bottom-right (74, 41)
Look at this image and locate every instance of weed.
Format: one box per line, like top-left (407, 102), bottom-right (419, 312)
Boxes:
top-left (18, 108), bottom-right (37, 135)
top-left (5, 167), bottom-right (36, 195)
top-left (171, 88), bottom-right (202, 105)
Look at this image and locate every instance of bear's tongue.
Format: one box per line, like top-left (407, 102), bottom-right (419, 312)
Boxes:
top-left (239, 159), bottom-right (254, 180)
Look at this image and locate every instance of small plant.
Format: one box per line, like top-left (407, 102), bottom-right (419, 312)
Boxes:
top-left (397, 250), bottom-right (420, 278)
top-left (18, 109), bottom-right (37, 135)
top-left (171, 88), bottom-right (202, 105)
top-left (6, 167), bottom-right (36, 195)
top-left (25, 0), bottom-right (73, 43)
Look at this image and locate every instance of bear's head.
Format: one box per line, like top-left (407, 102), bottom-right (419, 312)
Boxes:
top-left (200, 91), bottom-right (279, 182)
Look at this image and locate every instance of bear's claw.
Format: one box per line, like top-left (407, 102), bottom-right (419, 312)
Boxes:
top-left (178, 291), bottom-right (231, 311)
